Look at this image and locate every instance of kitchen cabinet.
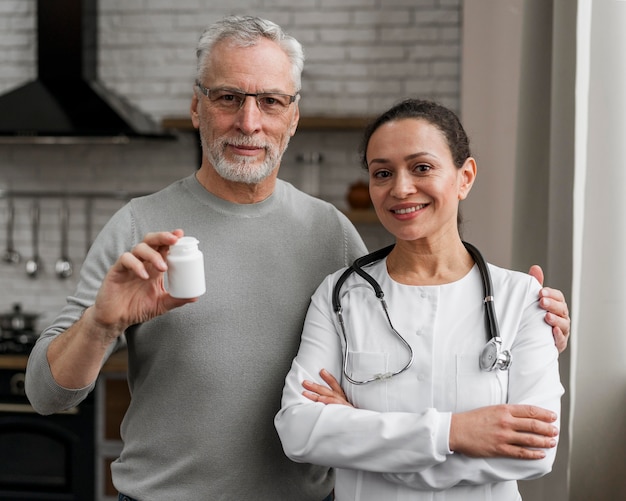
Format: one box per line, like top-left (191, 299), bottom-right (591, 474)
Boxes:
top-left (0, 355), bottom-right (96, 499)
top-left (97, 351), bottom-right (131, 501)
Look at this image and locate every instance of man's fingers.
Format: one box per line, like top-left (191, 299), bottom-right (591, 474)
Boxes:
top-left (130, 243), bottom-right (168, 271)
top-left (539, 289), bottom-right (568, 315)
top-left (528, 265), bottom-right (544, 286)
top-left (141, 230), bottom-right (183, 247)
top-left (552, 326), bottom-right (568, 353)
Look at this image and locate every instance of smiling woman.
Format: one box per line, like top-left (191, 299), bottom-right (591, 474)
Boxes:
top-left (275, 99), bottom-right (565, 501)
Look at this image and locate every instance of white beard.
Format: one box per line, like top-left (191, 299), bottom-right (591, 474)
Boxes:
top-left (202, 134), bottom-right (290, 185)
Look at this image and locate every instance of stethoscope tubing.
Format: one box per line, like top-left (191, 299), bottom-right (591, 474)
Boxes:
top-left (332, 241), bottom-right (510, 385)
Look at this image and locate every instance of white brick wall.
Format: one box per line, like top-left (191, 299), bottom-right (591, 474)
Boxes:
top-left (0, 0), bottom-right (461, 118)
top-left (0, 0), bottom-right (459, 323)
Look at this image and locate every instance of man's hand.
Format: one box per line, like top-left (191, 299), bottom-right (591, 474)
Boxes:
top-left (92, 229), bottom-right (199, 334)
top-left (47, 230), bottom-right (199, 389)
top-left (450, 404), bottom-right (559, 459)
top-left (528, 265), bottom-right (570, 353)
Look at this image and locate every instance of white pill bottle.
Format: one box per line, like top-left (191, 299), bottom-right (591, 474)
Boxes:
top-left (166, 236), bottom-right (206, 298)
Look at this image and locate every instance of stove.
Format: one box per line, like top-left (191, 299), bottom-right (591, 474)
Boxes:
top-left (0, 304), bottom-right (40, 355)
top-left (0, 336), bottom-right (37, 355)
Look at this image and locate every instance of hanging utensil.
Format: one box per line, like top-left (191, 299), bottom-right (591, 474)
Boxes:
top-left (25, 201), bottom-right (41, 278)
top-left (55, 198), bottom-right (73, 279)
top-left (2, 198), bottom-right (21, 264)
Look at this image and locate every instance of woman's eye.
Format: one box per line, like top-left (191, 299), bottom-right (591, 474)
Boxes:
top-left (373, 170), bottom-right (391, 179)
top-left (414, 164), bottom-right (431, 173)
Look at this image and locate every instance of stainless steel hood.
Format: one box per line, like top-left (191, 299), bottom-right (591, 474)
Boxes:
top-left (0, 0), bottom-right (174, 144)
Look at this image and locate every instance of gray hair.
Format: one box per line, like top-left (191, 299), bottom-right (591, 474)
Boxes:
top-left (195, 16), bottom-right (305, 92)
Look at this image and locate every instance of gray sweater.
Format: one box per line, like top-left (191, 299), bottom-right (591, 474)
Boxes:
top-left (26, 174), bottom-right (367, 500)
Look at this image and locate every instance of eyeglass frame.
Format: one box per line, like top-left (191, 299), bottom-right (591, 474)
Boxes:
top-left (195, 81), bottom-right (299, 114)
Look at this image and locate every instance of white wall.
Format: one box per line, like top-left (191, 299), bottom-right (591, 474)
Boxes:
top-left (460, 0), bottom-right (523, 268)
top-left (569, 1), bottom-right (626, 499)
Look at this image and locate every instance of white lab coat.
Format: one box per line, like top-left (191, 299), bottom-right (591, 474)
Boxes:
top-left (275, 259), bottom-right (564, 501)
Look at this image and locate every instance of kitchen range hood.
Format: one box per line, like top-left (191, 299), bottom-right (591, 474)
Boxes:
top-left (0, 0), bottom-right (173, 143)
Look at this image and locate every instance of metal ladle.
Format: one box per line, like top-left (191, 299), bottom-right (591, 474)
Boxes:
top-left (25, 201), bottom-right (41, 278)
top-left (55, 199), bottom-right (73, 279)
top-left (3, 198), bottom-right (21, 264)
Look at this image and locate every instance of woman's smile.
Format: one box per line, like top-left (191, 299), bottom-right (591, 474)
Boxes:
top-left (390, 203), bottom-right (429, 215)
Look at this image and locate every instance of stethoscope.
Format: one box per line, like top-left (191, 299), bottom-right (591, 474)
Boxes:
top-left (332, 241), bottom-right (512, 385)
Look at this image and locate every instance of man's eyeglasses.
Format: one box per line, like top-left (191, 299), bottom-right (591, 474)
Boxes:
top-left (196, 82), bottom-right (298, 116)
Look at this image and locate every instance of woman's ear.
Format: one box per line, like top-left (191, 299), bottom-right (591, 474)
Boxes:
top-left (458, 157), bottom-right (477, 200)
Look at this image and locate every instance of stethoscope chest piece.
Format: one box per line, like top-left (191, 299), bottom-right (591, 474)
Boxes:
top-left (479, 337), bottom-right (512, 372)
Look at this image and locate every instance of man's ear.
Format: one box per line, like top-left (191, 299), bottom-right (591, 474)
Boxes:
top-left (289, 103), bottom-right (300, 137)
top-left (190, 93), bottom-right (200, 129)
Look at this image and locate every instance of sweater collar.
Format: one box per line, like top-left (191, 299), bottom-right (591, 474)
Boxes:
top-left (183, 174), bottom-right (284, 217)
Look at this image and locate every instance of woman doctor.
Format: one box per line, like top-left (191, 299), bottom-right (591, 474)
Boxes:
top-left (275, 99), bottom-right (564, 500)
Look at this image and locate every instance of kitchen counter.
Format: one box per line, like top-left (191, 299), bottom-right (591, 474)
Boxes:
top-left (0, 349), bottom-right (128, 373)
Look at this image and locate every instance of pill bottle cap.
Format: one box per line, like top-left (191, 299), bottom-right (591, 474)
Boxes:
top-left (169, 236), bottom-right (200, 255)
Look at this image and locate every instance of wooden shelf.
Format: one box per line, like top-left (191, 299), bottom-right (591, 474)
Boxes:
top-left (162, 115), bottom-right (372, 131)
top-left (0, 351), bottom-right (127, 372)
top-left (0, 355), bottom-right (28, 370)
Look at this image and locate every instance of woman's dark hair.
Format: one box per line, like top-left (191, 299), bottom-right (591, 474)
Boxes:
top-left (359, 99), bottom-right (471, 171)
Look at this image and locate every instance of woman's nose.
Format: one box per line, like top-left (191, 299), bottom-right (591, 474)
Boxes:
top-left (390, 172), bottom-right (417, 198)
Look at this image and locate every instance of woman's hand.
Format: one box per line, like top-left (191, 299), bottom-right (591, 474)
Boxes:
top-left (302, 369), bottom-right (353, 407)
top-left (449, 404), bottom-right (559, 460)
top-left (528, 265), bottom-right (571, 353)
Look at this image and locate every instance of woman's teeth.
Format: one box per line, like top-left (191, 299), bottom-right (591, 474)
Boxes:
top-left (393, 204), bottom-right (426, 214)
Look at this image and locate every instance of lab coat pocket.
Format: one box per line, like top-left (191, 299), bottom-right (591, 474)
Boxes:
top-left (344, 351), bottom-right (389, 410)
top-left (455, 355), bottom-right (508, 412)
